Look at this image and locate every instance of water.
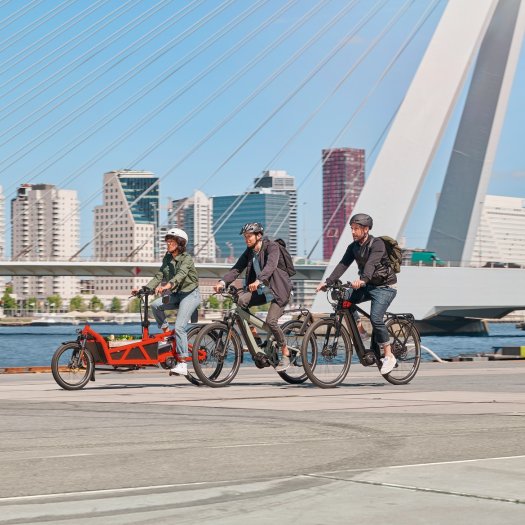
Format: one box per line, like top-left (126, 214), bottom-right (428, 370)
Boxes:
top-left (0, 322), bottom-right (524, 368)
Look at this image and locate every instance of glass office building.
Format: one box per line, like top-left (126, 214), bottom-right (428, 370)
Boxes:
top-left (212, 193), bottom-right (289, 261)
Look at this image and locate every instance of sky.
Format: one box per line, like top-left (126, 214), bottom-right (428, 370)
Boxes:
top-left (0, 0), bottom-right (524, 260)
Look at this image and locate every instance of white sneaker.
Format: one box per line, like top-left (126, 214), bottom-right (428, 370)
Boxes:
top-left (170, 362), bottom-right (188, 376)
top-left (380, 355), bottom-right (397, 375)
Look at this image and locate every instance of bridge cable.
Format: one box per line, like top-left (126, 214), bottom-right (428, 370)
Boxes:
top-left (7, 0), bottom-right (273, 242)
top-left (0, 0), bottom-right (90, 75)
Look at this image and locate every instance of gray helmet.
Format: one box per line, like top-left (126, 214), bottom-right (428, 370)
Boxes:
top-left (240, 222), bottom-right (264, 235)
top-left (350, 213), bottom-right (373, 229)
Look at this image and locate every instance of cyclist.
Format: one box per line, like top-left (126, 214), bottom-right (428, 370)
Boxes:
top-left (316, 213), bottom-right (397, 375)
top-left (214, 222), bottom-right (293, 371)
top-left (133, 228), bottom-right (201, 376)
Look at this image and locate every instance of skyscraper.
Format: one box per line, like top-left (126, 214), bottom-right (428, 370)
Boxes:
top-left (213, 193), bottom-right (289, 261)
top-left (254, 170), bottom-right (297, 255)
top-left (471, 195), bottom-right (525, 267)
top-left (322, 148), bottom-right (365, 259)
top-left (11, 184), bottom-right (80, 300)
top-left (93, 170), bottom-right (159, 297)
top-left (166, 190), bottom-right (216, 262)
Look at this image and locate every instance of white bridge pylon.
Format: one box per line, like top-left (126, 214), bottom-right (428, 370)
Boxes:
top-left (313, 0), bottom-right (525, 319)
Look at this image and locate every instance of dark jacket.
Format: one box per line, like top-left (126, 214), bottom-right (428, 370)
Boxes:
top-left (326, 235), bottom-right (397, 287)
top-left (222, 237), bottom-right (292, 307)
top-left (146, 251), bottom-right (199, 293)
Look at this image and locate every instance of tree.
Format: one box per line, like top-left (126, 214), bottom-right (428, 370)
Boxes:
top-left (90, 296), bottom-right (104, 311)
top-left (25, 296), bottom-right (37, 312)
top-left (207, 295), bottom-right (220, 310)
top-left (69, 296), bottom-right (86, 312)
top-left (222, 297), bottom-right (233, 311)
top-left (1, 287), bottom-right (16, 313)
top-left (46, 294), bottom-right (62, 311)
top-left (110, 297), bottom-right (122, 313)
top-left (127, 297), bottom-right (141, 313)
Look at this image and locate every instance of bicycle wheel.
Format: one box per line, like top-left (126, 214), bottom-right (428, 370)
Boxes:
top-left (383, 318), bottom-right (421, 385)
top-left (51, 342), bottom-right (94, 390)
top-left (301, 318), bottom-right (352, 388)
top-left (184, 325), bottom-right (202, 386)
top-left (277, 320), bottom-right (309, 384)
top-left (191, 322), bottom-right (242, 387)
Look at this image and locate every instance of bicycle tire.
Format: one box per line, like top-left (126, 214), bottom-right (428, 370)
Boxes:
top-left (277, 320), bottom-right (310, 384)
top-left (184, 325), bottom-right (202, 386)
top-left (51, 342), bottom-right (94, 390)
top-left (191, 322), bottom-right (242, 387)
top-left (382, 318), bottom-right (421, 385)
top-left (301, 318), bottom-right (352, 388)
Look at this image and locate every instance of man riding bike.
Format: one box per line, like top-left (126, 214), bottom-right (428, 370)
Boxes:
top-left (316, 213), bottom-right (398, 375)
top-left (214, 222), bottom-right (293, 372)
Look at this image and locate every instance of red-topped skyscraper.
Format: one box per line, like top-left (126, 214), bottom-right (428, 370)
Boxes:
top-left (322, 147), bottom-right (365, 260)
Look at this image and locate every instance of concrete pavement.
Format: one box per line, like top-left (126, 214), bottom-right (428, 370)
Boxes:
top-left (0, 361), bottom-right (524, 524)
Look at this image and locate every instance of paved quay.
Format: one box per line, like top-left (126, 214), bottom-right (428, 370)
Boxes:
top-left (0, 361), bottom-right (524, 524)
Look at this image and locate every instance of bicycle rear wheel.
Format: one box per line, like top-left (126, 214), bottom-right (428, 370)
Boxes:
top-left (277, 320), bottom-right (309, 384)
top-left (301, 318), bottom-right (352, 388)
top-left (191, 322), bottom-right (242, 387)
top-left (51, 342), bottom-right (94, 390)
top-left (383, 318), bottom-right (421, 385)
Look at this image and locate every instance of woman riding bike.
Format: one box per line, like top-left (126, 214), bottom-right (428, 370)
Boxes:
top-left (132, 228), bottom-right (200, 377)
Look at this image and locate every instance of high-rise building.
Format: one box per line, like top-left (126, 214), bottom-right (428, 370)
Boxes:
top-left (322, 148), bottom-right (365, 259)
top-left (93, 170), bottom-right (159, 297)
top-left (471, 195), bottom-right (525, 267)
top-left (254, 170), bottom-right (298, 255)
top-left (166, 190), bottom-right (215, 262)
top-left (11, 184), bottom-right (80, 300)
top-left (213, 193), bottom-right (289, 261)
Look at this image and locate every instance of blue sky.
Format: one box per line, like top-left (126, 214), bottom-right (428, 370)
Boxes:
top-left (0, 0), bottom-right (523, 259)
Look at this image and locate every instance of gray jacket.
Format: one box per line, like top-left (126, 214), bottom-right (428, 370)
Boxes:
top-left (222, 237), bottom-right (292, 307)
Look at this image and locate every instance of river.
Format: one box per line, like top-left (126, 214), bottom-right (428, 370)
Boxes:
top-left (0, 322), bottom-right (524, 368)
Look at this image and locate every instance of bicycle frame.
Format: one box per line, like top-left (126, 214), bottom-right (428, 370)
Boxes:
top-left (331, 303), bottom-right (381, 366)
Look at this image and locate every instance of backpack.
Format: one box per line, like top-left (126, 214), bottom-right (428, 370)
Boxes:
top-left (274, 238), bottom-right (296, 277)
top-left (378, 236), bottom-right (402, 273)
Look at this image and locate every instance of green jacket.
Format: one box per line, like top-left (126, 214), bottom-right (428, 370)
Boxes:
top-left (146, 252), bottom-right (199, 293)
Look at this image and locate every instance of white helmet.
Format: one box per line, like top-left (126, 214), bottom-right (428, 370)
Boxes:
top-left (165, 228), bottom-right (188, 243)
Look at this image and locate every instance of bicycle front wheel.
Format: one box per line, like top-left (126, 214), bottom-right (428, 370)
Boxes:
top-left (191, 322), bottom-right (242, 387)
top-left (301, 318), bottom-right (352, 388)
top-left (51, 342), bottom-right (94, 390)
top-left (184, 325), bottom-right (203, 386)
top-left (383, 318), bottom-right (421, 385)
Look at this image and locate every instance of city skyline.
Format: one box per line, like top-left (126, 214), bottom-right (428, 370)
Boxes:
top-left (0, 1), bottom-right (524, 258)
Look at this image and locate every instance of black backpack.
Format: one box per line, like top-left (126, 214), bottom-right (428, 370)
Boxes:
top-left (274, 238), bottom-right (296, 277)
top-left (377, 236), bottom-right (402, 273)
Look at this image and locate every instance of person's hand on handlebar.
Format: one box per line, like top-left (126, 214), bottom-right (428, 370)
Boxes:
top-left (214, 280), bottom-right (226, 293)
top-left (316, 282), bottom-right (327, 292)
top-left (350, 278), bottom-right (365, 289)
top-left (247, 279), bottom-right (261, 292)
top-left (155, 283), bottom-right (172, 296)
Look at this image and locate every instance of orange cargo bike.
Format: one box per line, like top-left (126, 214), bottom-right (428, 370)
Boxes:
top-left (51, 287), bottom-right (204, 390)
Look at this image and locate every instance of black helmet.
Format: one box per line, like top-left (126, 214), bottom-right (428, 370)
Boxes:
top-left (350, 213), bottom-right (373, 229)
top-left (240, 222), bottom-right (264, 235)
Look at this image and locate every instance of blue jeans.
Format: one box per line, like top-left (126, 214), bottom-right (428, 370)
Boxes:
top-left (150, 288), bottom-right (201, 358)
top-left (348, 285), bottom-right (397, 344)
